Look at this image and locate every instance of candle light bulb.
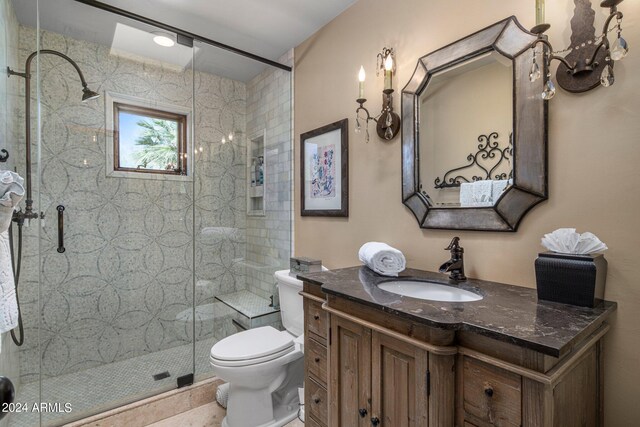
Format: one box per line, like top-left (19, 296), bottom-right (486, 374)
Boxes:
top-left (535, 0), bottom-right (545, 26)
top-left (383, 53), bottom-right (393, 90)
top-left (384, 54), bottom-right (394, 71)
top-left (358, 66), bottom-right (366, 99)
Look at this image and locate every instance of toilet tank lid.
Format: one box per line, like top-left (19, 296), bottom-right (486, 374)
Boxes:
top-left (274, 267), bottom-right (328, 288)
top-left (274, 269), bottom-right (303, 288)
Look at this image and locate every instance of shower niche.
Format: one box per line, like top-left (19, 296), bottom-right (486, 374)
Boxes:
top-left (247, 130), bottom-right (266, 216)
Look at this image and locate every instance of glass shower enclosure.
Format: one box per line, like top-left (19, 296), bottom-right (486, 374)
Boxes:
top-left (0, 0), bottom-right (293, 425)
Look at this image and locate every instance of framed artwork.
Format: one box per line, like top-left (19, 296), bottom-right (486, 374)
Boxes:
top-left (300, 119), bottom-right (348, 217)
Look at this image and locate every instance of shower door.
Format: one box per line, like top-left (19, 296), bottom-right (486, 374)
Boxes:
top-left (191, 41), bottom-right (294, 382)
top-left (19, 1), bottom-right (197, 425)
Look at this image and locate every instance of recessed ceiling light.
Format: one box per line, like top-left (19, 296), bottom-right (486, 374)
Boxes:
top-left (152, 32), bottom-right (175, 47)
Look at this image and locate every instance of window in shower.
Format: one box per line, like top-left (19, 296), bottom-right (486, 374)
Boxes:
top-left (106, 92), bottom-right (192, 179)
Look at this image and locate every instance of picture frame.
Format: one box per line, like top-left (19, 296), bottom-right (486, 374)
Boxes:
top-left (300, 118), bottom-right (349, 217)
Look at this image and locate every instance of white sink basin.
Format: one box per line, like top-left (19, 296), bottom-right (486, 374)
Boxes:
top-left (378, 280), bottom-right (482, 302)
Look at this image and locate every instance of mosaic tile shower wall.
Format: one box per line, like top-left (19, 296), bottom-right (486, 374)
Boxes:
top-left (16, 25), bottom-right (247, 383)
top-left (244, 50), bottom-right (293, 301)
top-left (0, 0), bottom-right (22, 418)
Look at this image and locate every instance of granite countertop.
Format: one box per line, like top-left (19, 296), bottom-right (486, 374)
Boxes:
top-left (297, 266), bottom-right (617, 357)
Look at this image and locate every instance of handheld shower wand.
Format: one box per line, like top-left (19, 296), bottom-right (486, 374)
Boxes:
top-left (6, 50), bottom-right (100, 346)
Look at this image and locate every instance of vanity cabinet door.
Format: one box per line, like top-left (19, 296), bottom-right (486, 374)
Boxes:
top-left (371, 331), bottom-right (430, 427)
top-left (329, 315), bottom-right (372, 427)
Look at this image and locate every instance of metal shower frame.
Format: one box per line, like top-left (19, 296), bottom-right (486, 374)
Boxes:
top-left (72, 0), bottom-right (293, 72)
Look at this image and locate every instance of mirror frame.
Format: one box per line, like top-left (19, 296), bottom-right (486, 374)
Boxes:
top-left (401, 16), bottom-right (547, 232)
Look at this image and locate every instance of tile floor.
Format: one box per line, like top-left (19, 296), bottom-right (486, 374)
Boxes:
top-left (8, 337), bottom-right (218, 427)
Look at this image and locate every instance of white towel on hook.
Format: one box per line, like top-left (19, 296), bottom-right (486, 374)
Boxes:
top-left (0, 170), bottom-right (25, 334)
top-left (358, 242), bottom-right (406, 277)
top-left (491, 179), bottom-right (511, 202)
top-left (459, 183), bottom-right (474, 207)
top-left (472, 180), bottom-right (493, 206)
top-left (460, 180), bottom-right (493, 207)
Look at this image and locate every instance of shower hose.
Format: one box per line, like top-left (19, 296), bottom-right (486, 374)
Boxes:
top-left (8, 223), bottom-right (24, 347)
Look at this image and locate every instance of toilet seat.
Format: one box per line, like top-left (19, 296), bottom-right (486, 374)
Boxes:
top-left (210, 326), bottom-right (295, 367)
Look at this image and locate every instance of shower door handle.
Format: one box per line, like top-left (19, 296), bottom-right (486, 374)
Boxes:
top-left (57, 205), bottom-right (65, 253)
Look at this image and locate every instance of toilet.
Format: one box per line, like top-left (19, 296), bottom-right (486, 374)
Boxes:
top-left (209, 269), bottom-right (309, 427)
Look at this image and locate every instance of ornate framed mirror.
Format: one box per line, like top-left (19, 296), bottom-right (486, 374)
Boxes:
top-left (402, 16), bottom-right (547, 231)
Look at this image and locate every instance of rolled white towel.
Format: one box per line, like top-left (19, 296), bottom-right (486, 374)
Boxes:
top-left (358, 242), bottom-right (406, 277)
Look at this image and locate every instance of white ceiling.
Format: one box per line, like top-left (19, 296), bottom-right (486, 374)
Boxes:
top-left (12, 0), bottom-right (356, 82)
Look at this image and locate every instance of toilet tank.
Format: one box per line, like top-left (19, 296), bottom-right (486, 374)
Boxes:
top-left (275, 269), bottom-right (305, 336)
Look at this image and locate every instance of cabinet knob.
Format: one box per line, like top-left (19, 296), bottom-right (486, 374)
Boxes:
top-left (359, 408), bottom-right (367, 418)
top-left (484, 386), bottom-right (494, 398)
top-left (371, 417), bottom-right (380, 426)
top-left (313, 314), bottom-right (320, 320)
top-left (314, 357), bottom-right (321, 363)
top-left (313, 396), bottom-right (321, 404)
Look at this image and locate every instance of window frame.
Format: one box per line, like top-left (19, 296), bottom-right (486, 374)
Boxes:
top-left (105, 92), bottom-right (193, 182)
top-left (113, 103), bottom-right (187, 175)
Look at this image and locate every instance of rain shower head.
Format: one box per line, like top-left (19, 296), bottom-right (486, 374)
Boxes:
top-left (82, 87), bottom-right (101, 102)
top-left (7, 49), bottom-right (102, 225)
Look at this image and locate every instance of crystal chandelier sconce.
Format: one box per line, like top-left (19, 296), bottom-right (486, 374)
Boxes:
top-left (528, 0), bottom-right (628, 99)
top-left (355, 47), bottom-right (401, 142)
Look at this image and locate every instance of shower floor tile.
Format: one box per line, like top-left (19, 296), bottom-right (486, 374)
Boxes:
top-left (8, 337), bottom-right (218, 427)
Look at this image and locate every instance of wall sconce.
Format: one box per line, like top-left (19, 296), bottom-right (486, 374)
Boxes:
top-left (528, 0), bottom-right (628, 99)
top-left (355, 47), bottom-right (401, 142)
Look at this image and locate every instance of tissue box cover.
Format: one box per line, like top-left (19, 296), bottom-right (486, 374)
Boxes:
top-left (290, 257), bottom-right (322, 273)
top-left (535, 251), bottom-right (607, 308)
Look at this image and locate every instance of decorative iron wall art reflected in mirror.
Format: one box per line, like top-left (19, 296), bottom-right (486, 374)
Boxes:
top-left (402, 16), bottom-right (547, 231)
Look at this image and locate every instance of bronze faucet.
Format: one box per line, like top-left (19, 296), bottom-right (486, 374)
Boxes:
top-left (439, 237), bottom-right (466, 281)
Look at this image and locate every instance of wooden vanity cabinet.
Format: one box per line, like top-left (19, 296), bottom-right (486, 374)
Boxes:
top-left (455, 330), bottom-right (606, 427)
top-left (304, 290), bottom-right (609, 427)
top-left (323, 295), bottom-right (457, 427)
top-left (330, 314), bottom-right (452, 427)
top-left (302, 283), bottom-right (330, 426)
top-left (370, 327), bottom-right (432, 426)
top-left (458, 357), bottom-right (523, 427)
top-left (329, 314), bottom-right (371, 426)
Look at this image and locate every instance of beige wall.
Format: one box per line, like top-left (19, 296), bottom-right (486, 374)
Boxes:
top-left (294, 0), bottom-right (640, 424)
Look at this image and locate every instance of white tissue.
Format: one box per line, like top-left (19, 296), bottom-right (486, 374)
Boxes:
top-left (541, 228), bottom-right (608, 254)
